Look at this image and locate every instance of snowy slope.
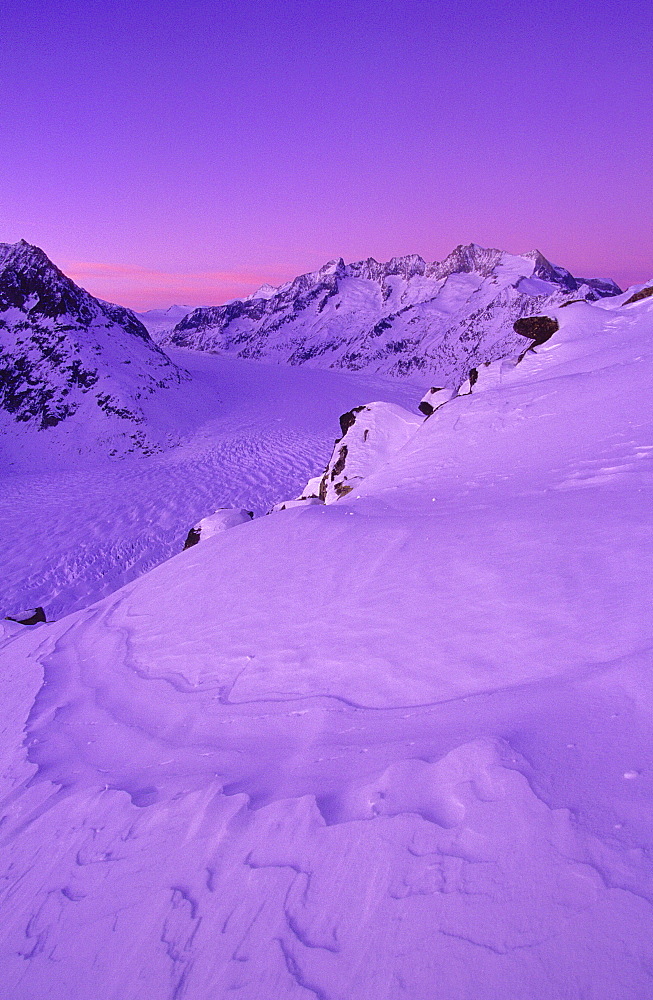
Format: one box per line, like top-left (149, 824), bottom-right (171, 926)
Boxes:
top-left (0, 350), bottom-right (427, 620)
top-left (0, 241), bottom-right (187, 461)
top-left (166, 244), bottom-right (621, 380)
top-left (0, 282), bottom-right (651, 998)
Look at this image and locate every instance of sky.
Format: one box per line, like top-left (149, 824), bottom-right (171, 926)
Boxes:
top-left (1, 0), bottom-right (652, 310)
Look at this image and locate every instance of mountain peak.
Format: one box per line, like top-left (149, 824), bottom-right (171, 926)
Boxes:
top-left (318, 257), bottom-right (346, 276)
top-left (434, 243), bottom-right (504, 279)
top-left (168, 242), bottom-right (620, 380)
top-left (0, 241), bottom-right (184, 448)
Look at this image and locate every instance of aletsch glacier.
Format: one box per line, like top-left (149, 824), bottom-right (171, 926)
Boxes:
top-left (1, 239), bottom-right (652, 999)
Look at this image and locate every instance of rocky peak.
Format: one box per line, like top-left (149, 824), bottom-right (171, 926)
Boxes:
top-left (318, 258), bottom-right (346, 277)
top-left (0, 239), bottom-right (90, 321)
top-left (522, 249), bottom-right (577, 291)
top-left (430, 243), bottom-right (505, 280)
top-left (0, 240), bottom-right (154, 341)
top-left (0, 241), bottom-right (184, 446)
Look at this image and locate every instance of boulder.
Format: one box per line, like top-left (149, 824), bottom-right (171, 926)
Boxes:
top-left (5, 606), bottom-right (47, 626)
top-left (513, 315), bottom-right (559, 345)
top-left (183, 508), bottom-right (253, 549)
top-left (418, 387), bottom-right (455, 416)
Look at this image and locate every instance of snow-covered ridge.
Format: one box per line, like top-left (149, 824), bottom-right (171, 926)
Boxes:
top-left (0, 240), bottom-right (187, 459)
top-left (166, 243), bottom-right (621, 380)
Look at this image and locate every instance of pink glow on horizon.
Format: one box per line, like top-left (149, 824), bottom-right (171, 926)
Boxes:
top-left (3, 1), bottom-right (651, 312)
top-left (63, 260), bottom-right (295, 311)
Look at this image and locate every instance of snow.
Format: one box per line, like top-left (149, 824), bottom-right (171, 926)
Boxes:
top-left (0, 349), bottom-right (427, 620)
top-left (166, 245), bottom-right (620, 382)
top-left (189, 508), bottom-right (253, 542)
top-left (0, 284), bottom-right (651, 998)
top-left (136, 305), bottom-right (192, 340)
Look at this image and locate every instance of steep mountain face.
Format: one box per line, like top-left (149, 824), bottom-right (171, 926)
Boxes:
top-left (0, 241), bottom-right (187, 457)
top-left (166, 244), bottom-right (621, 382)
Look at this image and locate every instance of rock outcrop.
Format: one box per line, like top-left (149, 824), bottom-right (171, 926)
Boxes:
top-left (183, 508), bottom-right (254, 549)
top-left (624, 285), bottom-right (653, 305)
top-left (4, 606), bottom-right (46, 626)
top-left (513, 315), bottom-right (559, 346)
top-left (418, 387), bottom-right (456, 416)
top-left (305, 403), bottom-right (423, 504)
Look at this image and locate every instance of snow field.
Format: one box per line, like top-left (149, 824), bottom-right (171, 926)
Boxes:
top-left (0, 291), bottom-right (652, 998)
top-left (0, 350), bottom-right (427, 620)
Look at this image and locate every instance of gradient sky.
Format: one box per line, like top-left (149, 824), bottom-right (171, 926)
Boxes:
top-left (1, 0), bottom-right (651, 309)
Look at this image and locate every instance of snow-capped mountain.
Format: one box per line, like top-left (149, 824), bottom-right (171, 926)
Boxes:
top-left (165, 244), bottom-right (621, 381)
top-left (0, 241), bottom-right (187, 461)
top-left (135, 304), bottom-right (192, 340)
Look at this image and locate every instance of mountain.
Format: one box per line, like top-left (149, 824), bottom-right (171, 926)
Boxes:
top-left (0, 282), bottom-right (651, 998)
top-left (165, 244), bottom-right (621, 382)
top-left (135, 304), bottom-right (192, 340)
top-left (0, 241), bottom-right (188, 461)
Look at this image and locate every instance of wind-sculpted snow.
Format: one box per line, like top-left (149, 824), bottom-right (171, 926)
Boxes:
top-left (0, 287), bottom-right (652, 999)
top-left (167, 244), bottom-right (620, 380)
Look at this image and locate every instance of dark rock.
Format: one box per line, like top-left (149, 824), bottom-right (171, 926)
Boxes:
top-left (183, 527), bottom-right (201, 550)
top-left (513, 316), bottom-right (559, 345)
top-left (624, 285), bottom-right (653, 305)
top-left (5, 606), bottom-right (46, 626)
top-left (339, 406), bottom-right (366, 436)
top-left (418, 400), bottom-right (434, 416)
top-left (469, 368), bottom-right (479, 388)
top-left (331, 444), bottom-right (348, 479)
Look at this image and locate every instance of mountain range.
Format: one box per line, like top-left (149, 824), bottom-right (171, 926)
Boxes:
top-left (0, 240), bottom-right (623, 466)
top-left (164, 244), bottom-right (621, 381)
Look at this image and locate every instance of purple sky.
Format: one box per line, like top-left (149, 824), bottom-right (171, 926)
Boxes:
top-left (1, 0), bottom-right (651, 309)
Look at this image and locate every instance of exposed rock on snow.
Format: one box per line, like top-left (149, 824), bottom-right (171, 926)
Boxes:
top-left (311, 401), bottom-right (423, 503)
top-left (165, 244), bottom-right (620, 381)
top-left (418, 386), bottom-right (455, 416)
top-left (624, 283), bottom-right (653, 305)
top-left (4, 606), bottom-right (46, 626)
top-left (0, 240), bottom-right (187, 458)
top-left (183, 507), bottom-right (253, 548)
top-left (513, 314), bottom-right (560, 345)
